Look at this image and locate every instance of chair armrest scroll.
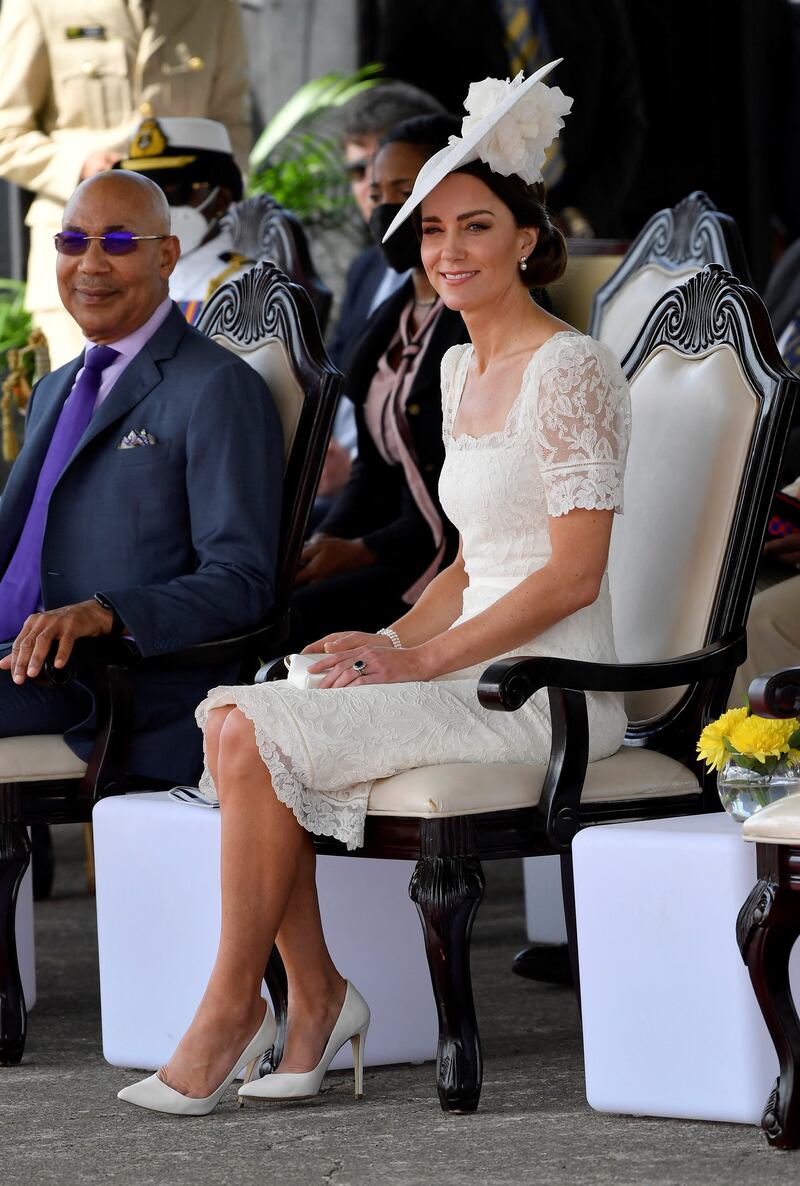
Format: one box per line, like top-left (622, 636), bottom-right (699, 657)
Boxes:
top-left (46, 609), bottom-right (290, 680)
top-left (477, 633), bottom-right (746, 711)
top-left (748, 668), bottom-right (800, 719)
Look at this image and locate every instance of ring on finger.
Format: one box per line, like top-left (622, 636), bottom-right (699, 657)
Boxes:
top-left (352, 659), bottom-right (367, 677)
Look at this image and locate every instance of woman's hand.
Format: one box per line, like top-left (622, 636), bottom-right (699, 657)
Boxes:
top-left (294, 535), bottom-right (376, 587)
top-left (307, 644), bottom-right (432, 688)
top-left (302, 630), bottom-right (391, 655)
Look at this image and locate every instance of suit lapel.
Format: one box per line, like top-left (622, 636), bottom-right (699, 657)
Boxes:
top-left (67, 305), bottom-right (187, 463)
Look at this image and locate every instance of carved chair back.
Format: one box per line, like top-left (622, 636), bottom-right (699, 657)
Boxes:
top-left (590, 192), bottom-right (751, 363)
top-left (197, 260), bottom-right (341, 610)
top-left (608, 264), bottom-right (796, 753)
top-left (219, 194), bottom-right (333, 335)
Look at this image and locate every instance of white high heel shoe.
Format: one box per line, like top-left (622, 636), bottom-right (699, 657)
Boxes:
top-left (238, 981), bottom-right (370, 1103)
top-left (117, 1005), bottom-right (276, 1116)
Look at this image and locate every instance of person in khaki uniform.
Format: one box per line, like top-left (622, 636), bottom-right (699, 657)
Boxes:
top-left (0, 0), bottom-right (251, 367)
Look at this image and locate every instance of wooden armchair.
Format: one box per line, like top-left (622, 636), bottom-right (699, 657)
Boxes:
top-left (220, 194), bottom-right (332, 335)
top-left (256, 266), bottom-right (798, 1114)
top-left (589, 191), bottom-right (751, 361)
top-left (0, 262), bottom-right (341, 1065)
top-left (737, 665), bottom-right (800, 1148)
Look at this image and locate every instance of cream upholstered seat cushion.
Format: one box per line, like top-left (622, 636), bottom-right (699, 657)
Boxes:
top-left (742, 796), bottom-right (800, 845)
top-left (598, 264), bottom-right (698, 361)
top-left (0, 735), bottom-right (86, 783)
top-left (367, 746), bottom-right (699, 819)
top-left (213, 334), bottom-right (303, 464)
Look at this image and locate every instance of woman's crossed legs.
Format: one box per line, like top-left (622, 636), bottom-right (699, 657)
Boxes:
top-left (159, 706), bottom-right (346, 1098)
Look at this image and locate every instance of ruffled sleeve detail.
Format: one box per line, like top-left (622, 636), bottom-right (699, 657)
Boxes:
top-left (533, 336), bottom-right (631, 517)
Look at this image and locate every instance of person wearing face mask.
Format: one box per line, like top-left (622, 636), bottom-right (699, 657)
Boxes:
top-left (281, 114), bottom-right (470, 653)
top-left (116, 118), bottom-right (253, 324)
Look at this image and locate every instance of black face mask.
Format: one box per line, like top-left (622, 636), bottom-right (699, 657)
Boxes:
top-left (369, 203), bottom-right (421, 273)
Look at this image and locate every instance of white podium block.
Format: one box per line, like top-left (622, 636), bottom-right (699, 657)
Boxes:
top-left (523, 855), bottom-right (568, 944)
top-left (94, 792), bottom-right (437, 1072)
top-left (574, 813), bottom-right (800, 1124)
top-left (17, 855), bottom-right (35, 1011)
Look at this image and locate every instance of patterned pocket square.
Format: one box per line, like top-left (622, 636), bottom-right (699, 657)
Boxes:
top-left (118, 428), bottom-right (158, 449)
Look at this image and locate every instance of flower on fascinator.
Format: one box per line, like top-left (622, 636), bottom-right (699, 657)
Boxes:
top-left (460, 72), bottom-right (573, 185)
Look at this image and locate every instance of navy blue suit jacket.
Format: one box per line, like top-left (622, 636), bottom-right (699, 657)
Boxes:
top-left (0, 304), bottom-right (283, 782)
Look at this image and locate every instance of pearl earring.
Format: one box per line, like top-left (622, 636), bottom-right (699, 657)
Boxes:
top-left (519, 257), bottom-right (528, 272)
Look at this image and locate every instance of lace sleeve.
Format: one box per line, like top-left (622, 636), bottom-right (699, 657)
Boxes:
top-left (440, 344), bottom-right (471, 438)
top-left (533, 336), bottom-right (631, 517)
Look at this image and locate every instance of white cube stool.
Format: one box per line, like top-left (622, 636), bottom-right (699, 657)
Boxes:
top-left (93, 792), bottom-right (437, 1072)
top-left (573, 812), bottom-right (800, 1124)
top-left (17, 855), bottom-right (36, 1011)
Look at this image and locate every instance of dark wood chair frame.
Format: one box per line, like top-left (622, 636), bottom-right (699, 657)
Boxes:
top-left (258, 266), bottom-right (797, 1114)
top-left (588, 191), bottom-right (752, 343)
top-left (0, 262), bottom-right (342, 1066)
top-left (737, 665), bottom-right (800, 1149)
top-left (220, 193), bottom-right (333, 336)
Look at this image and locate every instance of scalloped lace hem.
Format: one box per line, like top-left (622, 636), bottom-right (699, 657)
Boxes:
top-left (196, 697), bottom-right (369, 851)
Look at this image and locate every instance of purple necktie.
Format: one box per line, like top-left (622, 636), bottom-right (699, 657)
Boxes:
top-left (0, 344), bottom-right (120, 641)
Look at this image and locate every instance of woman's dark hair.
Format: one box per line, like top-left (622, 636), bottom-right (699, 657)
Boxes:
top-left (413, 157), bottom-right (567, 288)
top-left (379, 113), bottom-right (461, 155)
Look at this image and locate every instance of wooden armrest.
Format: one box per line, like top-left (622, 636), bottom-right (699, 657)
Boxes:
top-left (477, 633), bottom-right (746, 711)
top-left (45, 609), bottom-right (289, 682)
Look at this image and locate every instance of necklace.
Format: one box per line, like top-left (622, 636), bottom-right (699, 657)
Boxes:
top-left (413, 296), bottom-right (438, 307)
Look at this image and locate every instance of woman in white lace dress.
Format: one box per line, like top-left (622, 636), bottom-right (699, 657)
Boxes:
top-left (118, 64), bottom-right (631, 1116)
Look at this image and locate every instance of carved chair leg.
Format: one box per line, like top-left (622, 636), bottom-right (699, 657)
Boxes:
top-left (737, 862), bottom-right (800, 1148)
top-left (259, 944), bottom-right (288, 1075)
top-left (409, 853), bottom-right (486, 1113)
top-left (0, 822), bottom-right (32, 1065)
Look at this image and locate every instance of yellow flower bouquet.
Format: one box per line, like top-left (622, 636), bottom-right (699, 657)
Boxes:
top-left (698, 706), bottom-right (800, 820)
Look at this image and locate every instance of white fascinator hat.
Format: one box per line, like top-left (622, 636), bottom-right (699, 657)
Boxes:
top-left (382, 59), bottom-right (572, 242)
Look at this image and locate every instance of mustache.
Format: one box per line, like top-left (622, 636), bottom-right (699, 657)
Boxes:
top-left (73, 282), bottom-right (118, 293)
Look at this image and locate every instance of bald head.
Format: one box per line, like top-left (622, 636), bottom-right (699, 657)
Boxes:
top-left (64, 170), bottom-right (172, 235)
top-left (57, 170), bottom-right (180, 345)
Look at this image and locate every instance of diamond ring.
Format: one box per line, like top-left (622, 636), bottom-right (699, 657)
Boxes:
top-left (352, 659), bottom-right (366, 676)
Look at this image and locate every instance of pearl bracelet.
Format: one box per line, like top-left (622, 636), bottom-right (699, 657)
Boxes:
top-left (377, 626), bottom-right (403, 649)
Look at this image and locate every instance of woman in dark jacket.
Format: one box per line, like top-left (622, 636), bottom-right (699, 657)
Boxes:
top-left (283, 114), bottom-right (470, 651)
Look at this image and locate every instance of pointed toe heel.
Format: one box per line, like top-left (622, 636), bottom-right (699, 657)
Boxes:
top-left (238, 981), bottom-right (370, 1104)
top-left (117, 1005), bottom-right (276, 1116)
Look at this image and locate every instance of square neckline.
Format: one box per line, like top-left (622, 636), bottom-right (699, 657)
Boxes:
top-left (448, 330), bottom-right (582, 444)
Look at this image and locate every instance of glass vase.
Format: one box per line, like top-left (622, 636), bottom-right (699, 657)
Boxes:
top-left (717, 759), bottom-right (800, 822)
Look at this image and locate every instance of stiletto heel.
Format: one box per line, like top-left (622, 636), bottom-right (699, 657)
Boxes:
top-left (351, 1024), bottom-right (368, 1099)
top-left (238, 981), bottom-right (370, 1103)
top-left (237, 1052), bottom-right (263, 1107)
top-left (117, 1005), bottom-right (276, 1116)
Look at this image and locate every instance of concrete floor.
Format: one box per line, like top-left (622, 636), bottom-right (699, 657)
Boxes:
top-left (2, 826), bottom-right (799, 1186)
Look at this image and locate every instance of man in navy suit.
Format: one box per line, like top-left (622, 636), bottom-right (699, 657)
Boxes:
top-left (0, 170), bottom-right (282, 785)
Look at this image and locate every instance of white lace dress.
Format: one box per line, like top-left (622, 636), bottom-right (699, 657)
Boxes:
top-left (196, 331), bottom-right (631, 849)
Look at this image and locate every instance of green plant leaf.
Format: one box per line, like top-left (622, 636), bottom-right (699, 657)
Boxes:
top-left (788, 727), bottom-right (800, 749)
top-left (249, 65), bottom-right (382, 169)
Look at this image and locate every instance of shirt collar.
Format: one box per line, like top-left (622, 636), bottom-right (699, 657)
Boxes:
top-left (83, 295), bottom-right (173, 361)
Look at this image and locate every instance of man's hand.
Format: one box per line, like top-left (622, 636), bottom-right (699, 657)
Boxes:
top-left (295, 535), bottom-right (375, 587)
top-left (765, 532), bottom-right (800, 568)
top-left (0, 600), bottom-right (115, 684)
top-left (317, 439), bottom-right (352, 498)
top-left (80, 150), bottom-right (123, 179)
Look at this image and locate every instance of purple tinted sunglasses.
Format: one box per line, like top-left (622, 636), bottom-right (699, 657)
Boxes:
top-left (54, 231), bottom-right (168, 256)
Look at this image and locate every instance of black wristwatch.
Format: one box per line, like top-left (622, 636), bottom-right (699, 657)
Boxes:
top-left (93, 592), bottom-right (125, 638)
